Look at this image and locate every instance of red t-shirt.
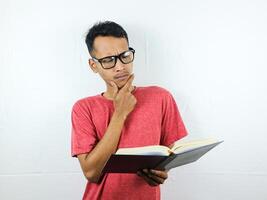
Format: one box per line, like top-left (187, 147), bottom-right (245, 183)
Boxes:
top-left (71, 86), bottom-right (187, 200)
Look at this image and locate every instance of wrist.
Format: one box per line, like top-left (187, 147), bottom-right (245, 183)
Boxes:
top-left (113, 111), bottom-right (127, 122)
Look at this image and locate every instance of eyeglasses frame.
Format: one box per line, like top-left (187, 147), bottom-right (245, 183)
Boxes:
top-left (91, 47), bottom-right (135, 69)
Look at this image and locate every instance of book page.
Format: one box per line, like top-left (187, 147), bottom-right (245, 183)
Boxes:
top-left (171, 138), bottom-right (219, 154)
top-left (115, 145), bottom-right (171, 156)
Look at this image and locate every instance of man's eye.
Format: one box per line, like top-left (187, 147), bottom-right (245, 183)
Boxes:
top-left (122, 52), bottom-right (131, 58)
top-left (101, 57), bottom-right (115, 63)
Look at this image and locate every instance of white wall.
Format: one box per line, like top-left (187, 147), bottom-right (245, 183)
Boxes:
top-left (1, 0), bottom-right (267, 199)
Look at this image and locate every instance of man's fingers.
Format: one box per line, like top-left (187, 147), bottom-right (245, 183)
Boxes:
top-left (137, 171), bottom-right (159, 186)
top-left (121, 73), bottom-right (134, 92)
top-left (109, 81), bottom-right (118, 97)
top-left (149, 169), bottom-right (168, 179)
top-left (137, 169), bottom-right (166, 185)
top-left (147, 174), bottom-right (165, 184)
top-left (143, 169), bottom-right (166, 184)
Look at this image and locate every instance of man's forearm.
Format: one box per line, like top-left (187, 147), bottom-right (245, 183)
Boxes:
top-left (81, 111), bottom-right (126, 182)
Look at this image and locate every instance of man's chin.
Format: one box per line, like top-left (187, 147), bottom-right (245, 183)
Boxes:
top-left (117, 84), bottom-right (124, 90)
top-left (116, 81), bottom-right (127, 89)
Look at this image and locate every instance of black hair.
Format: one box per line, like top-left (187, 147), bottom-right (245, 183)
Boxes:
top-left (85, 21), bottom-right (129, 55)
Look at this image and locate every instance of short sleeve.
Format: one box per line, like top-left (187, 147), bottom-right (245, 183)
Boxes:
top-left (160, 91), bottom-right (188, 147)
top-left (71, 101), bottom-right (97, 157)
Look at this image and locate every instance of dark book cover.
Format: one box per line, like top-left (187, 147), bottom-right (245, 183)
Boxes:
top-left (102, 141), bottom-right (223, 173)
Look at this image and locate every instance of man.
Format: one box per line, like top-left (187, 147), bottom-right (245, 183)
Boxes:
top-left (71, 21), bottom-right (187, 200)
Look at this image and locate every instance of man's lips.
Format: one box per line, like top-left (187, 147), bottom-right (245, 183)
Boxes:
top-left (114, 73), bottom-right (129, 80)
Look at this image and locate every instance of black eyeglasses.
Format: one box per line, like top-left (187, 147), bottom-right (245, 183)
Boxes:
top-left (92, 47), bottom-right (135, 69)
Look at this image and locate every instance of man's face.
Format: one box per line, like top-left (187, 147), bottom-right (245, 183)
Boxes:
top-left (89, 36), bottom-right (134, 89)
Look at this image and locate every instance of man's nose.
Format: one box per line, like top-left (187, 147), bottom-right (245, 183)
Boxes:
top-left (114, 58), bottom-right (125, 71)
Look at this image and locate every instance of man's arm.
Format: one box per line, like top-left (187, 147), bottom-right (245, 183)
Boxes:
top-left (77, 112), bottom-right (126, 183)
top-left (77, 74), bottom-right (136, 183)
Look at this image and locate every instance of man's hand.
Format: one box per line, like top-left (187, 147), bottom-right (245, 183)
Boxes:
top-left (109, 74), bottom-right (137, 119)
top-left (137, 169), bottom-right (168, 186)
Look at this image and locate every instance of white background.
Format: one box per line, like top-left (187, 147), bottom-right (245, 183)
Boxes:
top-left (1, 0), bottom-right (267, 199)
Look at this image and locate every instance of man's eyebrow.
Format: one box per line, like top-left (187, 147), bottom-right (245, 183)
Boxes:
top-left (98, 49), bottom-right (129, 59)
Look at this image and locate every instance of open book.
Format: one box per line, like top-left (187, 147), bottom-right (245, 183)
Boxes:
top-left (102, 138), bottom-right (223, 173)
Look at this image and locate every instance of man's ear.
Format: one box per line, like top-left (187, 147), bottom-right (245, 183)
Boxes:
top-left (88, 59), bottom-right (98, 73)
